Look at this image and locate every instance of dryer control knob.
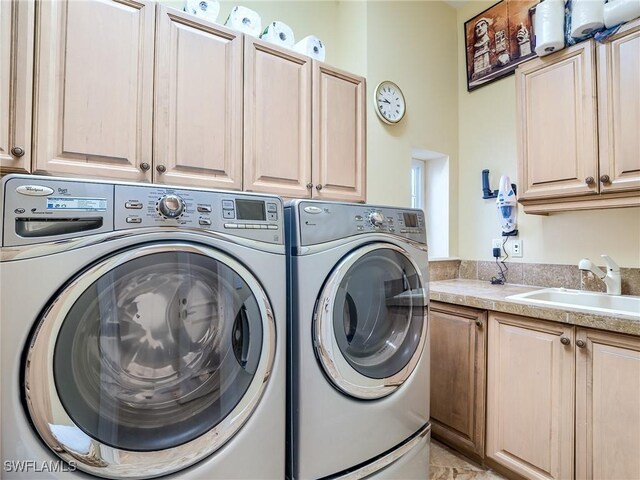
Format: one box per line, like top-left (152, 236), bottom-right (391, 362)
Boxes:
top-left (158, 194), bottom-right (185, 218)
top-left (369, 211), bottom-right (385, 226)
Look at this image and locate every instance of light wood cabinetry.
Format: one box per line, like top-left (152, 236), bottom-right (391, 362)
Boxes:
top-left (32, 0), bottom-right (155, 181)
top-left (0, 0), bottom-right (34, 175)
top-left (243, 36), bottom-right (312, 198)
top-left (312, 62), bottom-right (366, 202)
top-left (575, 328), bottom-right (640, 480)
top-left (486, 312), bottom-right (575, 480)
top-left (597, 20), bottom-right (640, 195)
top-left (154, 5), bottom-right (242, 189)
top-left (244, 38), bottom-right (367, 202)
top-left (516, 20), bottom-right (640, 214)
top-left (429, 302), bottom-right (486, 462)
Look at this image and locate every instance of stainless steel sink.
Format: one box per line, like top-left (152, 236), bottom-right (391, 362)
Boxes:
top-left (506, 288), bottom-right (640, 318)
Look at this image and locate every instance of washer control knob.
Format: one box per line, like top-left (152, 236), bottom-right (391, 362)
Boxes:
top-left (369, 211), bottom-right (385, 226)
top-left (158, 194), bottom-right (185, 218)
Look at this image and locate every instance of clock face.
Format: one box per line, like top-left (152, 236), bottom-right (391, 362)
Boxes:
top-left (374, 81), bottom-right (406, 124)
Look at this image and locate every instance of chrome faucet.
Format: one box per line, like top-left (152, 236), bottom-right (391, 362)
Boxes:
top-left (578, 255), bottom-right (621, 295)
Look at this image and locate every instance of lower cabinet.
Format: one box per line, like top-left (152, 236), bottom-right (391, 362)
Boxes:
top-left (575, 328), bottom-right (640, 480)
top-left (432, 305), bottom-right (640, 480)
top-left (429, 302), bottom-right (486, 462)
top-left (486, 313), bottom-right (575, 480)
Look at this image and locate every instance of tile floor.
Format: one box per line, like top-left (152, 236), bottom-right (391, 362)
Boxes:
top-left (429, 440), bottom-right (505, 480)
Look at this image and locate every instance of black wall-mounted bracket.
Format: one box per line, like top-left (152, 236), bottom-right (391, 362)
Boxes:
top-left (482, 169), bottom-right (517, 199)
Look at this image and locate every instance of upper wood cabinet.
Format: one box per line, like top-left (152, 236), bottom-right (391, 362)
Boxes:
top-left (516, 20), bottom-right (640, 214)
top-left (486, 312), bottom-right (575, 480)
top-left (243, 36), bottom-right (312, 198)
top-left (575, 328), bottom-right (640, 480)
top-left (244, 38), bottom-right (367, 202)
top-left (312, 62), bottom-right (366, 202)
top-left (429, 302), bottom-right (486, 463)
top-left (154, 5), bottom-right (242, 189)
top-left (0, 0), bottom-right (34, 175)
top-left (32, 0), bottom-right (155, 181)
top-left (516, 41), bottom-right (598, 202)
top-left (597, 20), bottom-right (640, 195)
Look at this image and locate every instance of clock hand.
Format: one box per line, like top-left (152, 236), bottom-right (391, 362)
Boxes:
top-left (382, 99), bottom-right (391, 104)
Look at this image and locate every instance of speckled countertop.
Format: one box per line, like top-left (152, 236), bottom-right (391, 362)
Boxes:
top-left (429, 279), bottom-right (640, 336)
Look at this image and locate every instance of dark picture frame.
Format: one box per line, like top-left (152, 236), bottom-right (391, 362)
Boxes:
top-left (464, 0), bottom-right (538, 91)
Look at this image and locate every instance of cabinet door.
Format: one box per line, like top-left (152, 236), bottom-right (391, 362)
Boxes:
top-left (575, 328), bottom-right (640, 480)
top-left (0, 0), bottom-right (34, 174)
top-left (597, 20), bottom-right (640, 194)
top-left (516, 41), bottom-right (598, 200)
top-left (312, 62), bottom-right (366, 202)
top-left (154, 6), bottom-right (242, 189)
top-left (429, 302), bottom-right (486, 462)
top-left (243, 37), bottom-right (311, 198)
top-left (33, 0), bottom-right (154, 181)
top-left (486, 313), bottom-right (574, 480)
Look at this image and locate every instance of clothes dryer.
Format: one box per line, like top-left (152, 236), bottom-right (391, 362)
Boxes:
top-left (0, 175), bottom-right (286, 479)
top-left (285, 200), bottom-right (431, 479)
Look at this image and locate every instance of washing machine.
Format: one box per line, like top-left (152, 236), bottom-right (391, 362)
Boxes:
top-left (285, 200), bottom-right (431, 479)
top-left (0, 175), bottom-right (286, 479)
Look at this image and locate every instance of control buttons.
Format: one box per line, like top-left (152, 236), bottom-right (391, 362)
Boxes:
top-left (222, 200), bottom-right (235, 209)
top-left (369, 211), bottom-right (385, 227)
top-left (197, 204), bottom-right (212, 213)
top-left (357, 225), bottom-right (364, 231)
top-left (125, 201), bottom-right (143, 209)
top-left (157, 194), bottom-right (185, 219)
top-left (267, 203), bottom-right (278, 213)
top-left (199, 218), bottom-right (212, 226)
top-left (223, 209), bottom-right (235, 219)
top-left (224, 223), bottom-right (279, 230)
top-left (268, 212), bottom-right (278, 221)
top-left (14, 208), bottom-right (25, 214)
top-left (355, 215), bottom-right (363, 221)
top-left (126, 217), bottom-right (142, 224)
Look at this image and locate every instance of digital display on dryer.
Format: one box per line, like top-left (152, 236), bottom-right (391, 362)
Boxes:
top-left (403, 212), bottom-right (418, 227)
top-left (236, 200), bottom-right (266, 221)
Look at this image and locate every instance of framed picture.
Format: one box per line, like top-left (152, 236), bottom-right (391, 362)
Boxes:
top-left (464, 0), bottom-right (538, 91)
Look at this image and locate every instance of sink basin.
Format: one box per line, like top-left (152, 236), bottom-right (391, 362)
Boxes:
top-left (506, 288), bottom-right (640, 318)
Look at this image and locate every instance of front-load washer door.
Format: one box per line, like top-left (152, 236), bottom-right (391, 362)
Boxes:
top-left (313, 243), bottom-right (428, 400)
top-left (24, 242), bottom-right (276, 479)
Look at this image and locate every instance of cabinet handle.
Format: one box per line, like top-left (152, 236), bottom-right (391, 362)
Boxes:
top-left (316, 184), bottom-right (323, 191)
top-left (156, 164), bottom-right (167, 174)
top-left (585, 176), bottom-right (595, 186)
top-left (600, 174), bottom-right (611, 184)
top-left (10, 146), bottom-right (25, 157)
top-left (140, 162), bottom-right (150, 171)
top-left (576, 339), bottom-right (586, 348)
top-left (306, 183), bottom-right (313, 189)
top-left (475, 320), bottom-right (482, 328)
top-left (560, 336), bottom-right (571, 345)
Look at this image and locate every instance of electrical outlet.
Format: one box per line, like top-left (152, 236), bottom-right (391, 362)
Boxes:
top-left (492, 238), bottom-right (503, 249)
top-left (512, 240), bottom-right (523, 257)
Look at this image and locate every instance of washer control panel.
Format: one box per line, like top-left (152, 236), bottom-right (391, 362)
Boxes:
top-left (1, 175), bottom-right (283, 246)
top-left (295, 201), bottom-right (426, 246)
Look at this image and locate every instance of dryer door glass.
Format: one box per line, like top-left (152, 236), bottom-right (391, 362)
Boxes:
top-left (51, 248), bottom-right (265, 452)
top-left (314, 243), bottom-right (427, 399)
top-left (332, 248), bottom-right (425, 379)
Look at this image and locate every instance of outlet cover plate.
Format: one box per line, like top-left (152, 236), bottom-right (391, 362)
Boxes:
top-left (512, 240), bottom-right (522, 257)
top-left (492, 238), bottom-right (503, 249)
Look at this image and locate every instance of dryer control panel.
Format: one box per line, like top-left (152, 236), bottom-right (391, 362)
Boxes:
top-left (1, 176), bottom-right (283, 247)
top-left (291, 200), bottom-right (426, 247)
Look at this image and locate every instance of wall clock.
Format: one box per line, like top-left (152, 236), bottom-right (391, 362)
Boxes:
top-left (373, 80), bottom-right (406, 124)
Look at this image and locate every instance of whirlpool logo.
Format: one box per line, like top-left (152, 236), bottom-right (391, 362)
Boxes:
top-left (3, 460), bottom-right (77, 473)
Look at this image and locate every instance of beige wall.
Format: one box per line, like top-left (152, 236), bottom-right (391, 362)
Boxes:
top-left (456, 1), bottom-right (640, 268)
top-left (365, 1), bottom-right (459, 255)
